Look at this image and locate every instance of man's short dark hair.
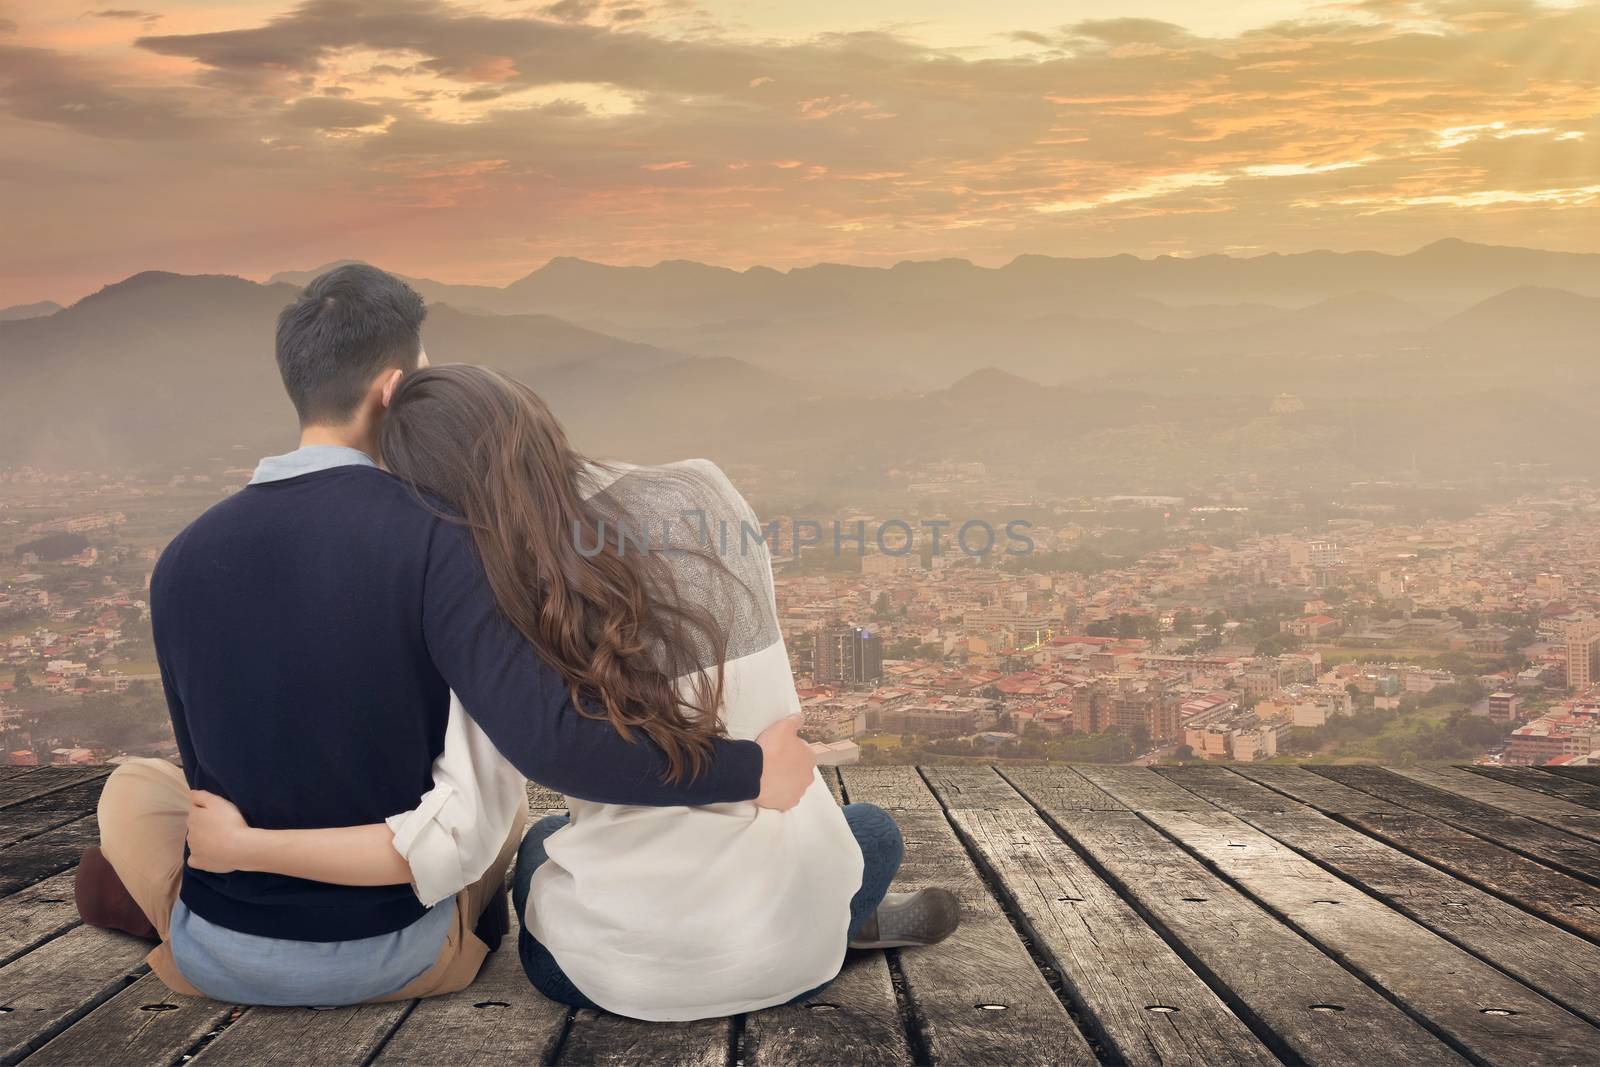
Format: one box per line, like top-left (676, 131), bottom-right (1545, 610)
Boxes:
top-left (275, 264), bottom-right (427, 425)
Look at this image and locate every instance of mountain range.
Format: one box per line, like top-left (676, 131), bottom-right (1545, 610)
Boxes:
top-left (0, 300), bottom-right (63, 322)
top-left (263, 240), bottom-right (1600, 390)
top-left (4, 240), bottom-right (1599, 490)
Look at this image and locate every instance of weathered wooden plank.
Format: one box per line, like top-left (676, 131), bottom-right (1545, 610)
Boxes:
top-left (525, 781), bottom-right (567, 817)
top-left (1254, 809), bottom-right (1600, 1025)
top-left (936, 794), bottom-right (1277, 1066)
top-left (1231, 765), bottom-right (1406, 815)
top-left (743, 952), bottom-right (913, 1067)
top-left (1149, 808), bottom-right (1600, 1067)
top-left (1073, 766), bottom-right (1211, 811)
top-left (1193, 767), bottom-right (1600, 938)
top-left (832, 766), bottom-right (940, 810)
top-left (0, 779), bottom-right (105, 849)
top-left (1314, 766), bottom-right (1600, 884)
top-left (0, 767), bottom-right (109, 812)
top-left (0, 925), bottom-right (149, 1065)
top-left (556, 1012), bottom-right (728, 1067)
top-left (1316, 765), bottom-right (1515, 819)
top-left (26, 972), bottom-right (236, 1067)
top-left (374, 923), bottom-right (567, 1066)
top-left (1544, 766), bottom-right (1600, 785)
top-left (187, 1000), bottom-right (411, 1066)
top-left (919, 766), bottom-right (1033, 809)
top-left (1016, 803), bottom-right (1464, 1067)
top-left (1151, 765), bottom-right (1300, 813)
top-left (0, 871), bottom-right (79, 966)
top-left (1343, 811), bottom-right (1600, 942)
top-left (839, 767), bottom-right (1098, 1067)
top-left (1235, 767), bottom-right (1600, 924)
top-left (1160, 766), bottom-right (1600, 1027)
top-left (996, 766), bottom-right (1129, 812)
top-left (1389, 766), bottom-right (1600, 843)
top-left (0, 769), bottom-right (34, 781)
top-left (1407, 765), bottom-right (1600, 823)
top-left (820, 765), bottom-right (844, 806)
top-left (1468, 766), bottom-right (1600, 810)
top-left (0, 815), bottom-right (98, 898)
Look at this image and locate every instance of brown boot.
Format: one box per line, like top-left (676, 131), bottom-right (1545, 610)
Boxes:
top-left (74, 846), bottom-right (158, 941)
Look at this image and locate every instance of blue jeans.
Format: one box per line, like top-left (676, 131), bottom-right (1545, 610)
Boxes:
top-left (511, 803), bottom-right (905, 1012)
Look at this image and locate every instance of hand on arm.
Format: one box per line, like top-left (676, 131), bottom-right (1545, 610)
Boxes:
top-left (186, 790), bottom-right (413, 887)
top-left (754, 715), bottom-right (817, 811)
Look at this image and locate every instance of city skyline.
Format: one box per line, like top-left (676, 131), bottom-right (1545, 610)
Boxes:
top-left (3, 0), bottom-right (1598, 305)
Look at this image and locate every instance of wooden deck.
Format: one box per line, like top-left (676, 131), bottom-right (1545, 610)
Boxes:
top-left (2, 763), bottom-right (1599, 1066)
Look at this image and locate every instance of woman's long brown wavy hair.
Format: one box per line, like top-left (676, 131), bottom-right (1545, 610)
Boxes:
top-left (381, 364), bottom-right (729, 783)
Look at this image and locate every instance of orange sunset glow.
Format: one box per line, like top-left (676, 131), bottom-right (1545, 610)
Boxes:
top-left (1, 0), bottom-right (1597, 305)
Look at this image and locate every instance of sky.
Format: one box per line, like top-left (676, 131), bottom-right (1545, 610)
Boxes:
top-left (1, 0), bottom-right (1597, 305)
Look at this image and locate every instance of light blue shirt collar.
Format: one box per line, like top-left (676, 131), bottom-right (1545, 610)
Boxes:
top-left (250, 445), bottom-right (376, 485)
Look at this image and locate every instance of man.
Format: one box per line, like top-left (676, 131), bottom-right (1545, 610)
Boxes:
top-left (75, 264), bottom-right (817, 1006)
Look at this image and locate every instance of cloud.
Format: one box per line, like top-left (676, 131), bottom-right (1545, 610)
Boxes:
top-left (2, 0), bottom-right (1598, 302)
top-left (539, 0), bottom-right (599, 21)
top-left (87, 8), bottom-right (161, 22)
top-left (282, 95), bottom-right (388, 129)
top-left (1067, 18), bottom-right (1197, 47)
top-left (0, 42), bottom-right (218, 139)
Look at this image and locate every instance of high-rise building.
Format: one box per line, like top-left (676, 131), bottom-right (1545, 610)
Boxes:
top-left (1566, 618), bottom-right (1600, 692)
top-left (1098, 677), bottom-right (1178, 742)
top-left (814, 624), bottom-right (884, 686)
top-left (1288, 539), bottom-right (1338, 568)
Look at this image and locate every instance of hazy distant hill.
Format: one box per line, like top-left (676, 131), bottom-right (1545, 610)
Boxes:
top-left (500, 238), bottom-right (1600, 321)
top-left (8, 243), bottom-right (1600, 486)
top-left (421, 304), bottom-right (676, 376)
top-left (267, 262), bottom-right (509, 315)
top-left (1430, 286), bottom-right (1600, 357)
top-left (1281, 292), bottom-right (1442, 336)
top-left (0, 272), bottom-right (712, 467)
top-left (270, 240), bottom-right (1599, 388)
top-left (278, 240), bottom-right (1600, 329)
top-left (0, 300), bottom-right (62, 322)
top-left (0, 272), bottom-right (298, 466)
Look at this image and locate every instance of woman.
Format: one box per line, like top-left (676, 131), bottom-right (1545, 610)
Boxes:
top-left (185, 364), bottom-right (958, 1019)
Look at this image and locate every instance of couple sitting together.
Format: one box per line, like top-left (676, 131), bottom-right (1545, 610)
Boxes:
top-left (73, 264), bottom-right (958, 1019)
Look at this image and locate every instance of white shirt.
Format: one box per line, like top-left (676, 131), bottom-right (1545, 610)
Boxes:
top-left (384, 460), bottom-right (862, 1020)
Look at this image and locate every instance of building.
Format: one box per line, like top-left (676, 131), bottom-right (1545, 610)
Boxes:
top-left (1567, 619), bottom-right (1600, 692)
top-left (1289, 539), bottom-right (1338, 569)
top-left (875, 702), bottom-right (993, 736)
top-left (815, 625), bottom-right (884, 686)
top-left (1486, 691), bottom-right (1523, 723)
top-left (1282, 614), bottom-right (1341, 640)
top-left (1097, 677), bottom-right (1179, 742)
top-left (962, 608), bottom-right (1056, 649)
top-left (1183, 703), bottom-right (1286, 761)
top-left (1259, 684), bottom-right (1354, 728)
top-left (809, 740), bottom-right (861, 766)
top-left (1506, 714), bottom-right (1600, 764)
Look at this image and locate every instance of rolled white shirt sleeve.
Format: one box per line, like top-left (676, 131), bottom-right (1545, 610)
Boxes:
top-left (386, 691), bottom-right (528, 908)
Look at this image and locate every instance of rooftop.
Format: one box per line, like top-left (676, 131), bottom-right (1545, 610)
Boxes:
top-left (2, 760), bottom-right (1599, 1065)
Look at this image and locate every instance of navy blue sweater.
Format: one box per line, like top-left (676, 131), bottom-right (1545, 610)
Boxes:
top-left (151, 465), bottom-right (763, 941)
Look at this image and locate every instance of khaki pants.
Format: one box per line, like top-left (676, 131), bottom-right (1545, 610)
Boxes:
top-left (97, 758), bottom-right (526, 1002)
